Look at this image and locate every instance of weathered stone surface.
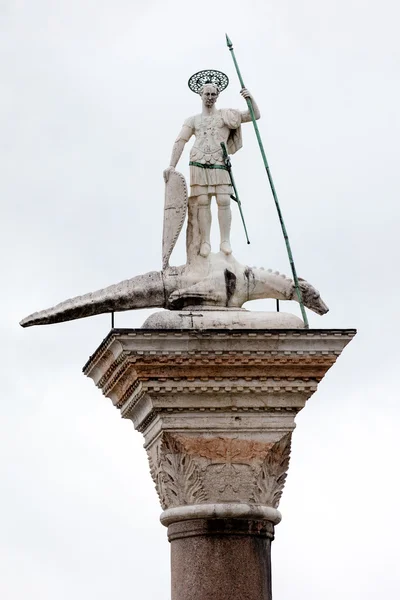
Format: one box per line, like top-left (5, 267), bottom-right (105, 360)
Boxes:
top-left (142, 308), bottom-right (305, 329)
top-left (168, 518), bottom-right (274, 600)
top-left (20, 254), bottom-right (328, 327)
top-left (163, 79), bottom-right (261, 259)
top-left (147, 432), bottom-right (291, 509)
top-left (163, 170), bottom-right (188, 269)
top-left (84, 327), bottom-right (354, 600)
top-left (160, 503), bottom-right (281, 527)
top-left (83, 328), bottom-right (355, 515)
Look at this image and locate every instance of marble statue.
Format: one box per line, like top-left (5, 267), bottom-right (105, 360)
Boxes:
top-left (20, 69), bottom-right (328, 330)
top-left (163, 71), bottom-right (259, 259)
top-left (20, 253), bottom-right (327, 328)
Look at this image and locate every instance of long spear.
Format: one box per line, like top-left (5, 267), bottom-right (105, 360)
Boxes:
top-left (225, 33), bottom-right (309, 328)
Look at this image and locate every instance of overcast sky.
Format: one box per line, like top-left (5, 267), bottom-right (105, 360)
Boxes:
top-left (2, 1), bottom-right (400, 598)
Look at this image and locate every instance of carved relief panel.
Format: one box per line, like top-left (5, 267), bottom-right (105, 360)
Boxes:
top-left (147, 432), bottom-right (291, 510)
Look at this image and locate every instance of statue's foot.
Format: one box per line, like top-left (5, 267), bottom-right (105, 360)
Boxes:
top-left (220, 240), bottom-right (232, 255)
top-left (199, 242), bottom-right (211, 258)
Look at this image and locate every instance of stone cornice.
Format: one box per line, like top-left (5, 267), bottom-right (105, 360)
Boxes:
top-left (83, 329), bottom-right (355, 388)
top-left (83, 327), bottom-right (355, 439)
top-left (83, 328), bottom-right (356, 374)
top-left (83, 327), bottom-right (355, 518)
top-left (83, 329), bottom-right (355, 432)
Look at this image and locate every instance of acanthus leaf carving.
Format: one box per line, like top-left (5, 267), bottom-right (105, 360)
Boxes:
top-left (148, 452), bottom-right (164, 508)
top-left (150, 433), bottom-right (208, 510)
top-left (251, 433), bottom-right (292, 508)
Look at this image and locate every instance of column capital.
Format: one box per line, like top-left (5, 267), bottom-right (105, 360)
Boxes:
top-left (84, 328), bottom-right (355, 519)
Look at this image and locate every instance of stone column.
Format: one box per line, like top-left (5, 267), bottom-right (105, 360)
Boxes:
top-left (84, 328), bottom-right (354, 600)
top-left (168, 517), bottom-right (274, 600)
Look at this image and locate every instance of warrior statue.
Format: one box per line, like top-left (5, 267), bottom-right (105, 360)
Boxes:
top-left (164, 70), bottom-right (259, 259)
top-left (19, 64), bottom-right (329, 330)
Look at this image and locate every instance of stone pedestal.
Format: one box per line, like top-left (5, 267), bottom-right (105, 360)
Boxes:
top-left (84, 328), bottom-right (355, 599)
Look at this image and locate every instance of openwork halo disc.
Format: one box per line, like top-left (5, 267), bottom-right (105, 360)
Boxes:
top-left (188, 69), bottom-right (229, 94)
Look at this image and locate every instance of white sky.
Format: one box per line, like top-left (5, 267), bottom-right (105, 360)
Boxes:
top-left (2, 1), bottom-right (400, 598)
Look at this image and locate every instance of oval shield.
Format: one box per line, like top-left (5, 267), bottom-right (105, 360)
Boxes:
top-left (162, 170), bottom-right (188, 269)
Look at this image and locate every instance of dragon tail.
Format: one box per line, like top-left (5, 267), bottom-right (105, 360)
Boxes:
top-left (20, 271), bottom-right (165, 327)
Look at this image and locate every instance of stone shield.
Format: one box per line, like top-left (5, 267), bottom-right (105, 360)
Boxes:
top-left (162, 170), bottom-right (188, 269)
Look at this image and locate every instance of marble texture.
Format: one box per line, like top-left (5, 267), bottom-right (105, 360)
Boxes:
top-left (168, 518), bottom-right (273, 600)
top-left (163, 85), bottom-right (260, 259)
top-left (163, 170), bottom-right (188, 270)
top-left (83, 328), bottom-right (355, 515)
top-left (142, 309), bottom-right (305, 330)
top-left (20, 82), bottom-right (329, 332)
top-left (160, 503), bottom-right (281, 527)
top-left (84, 327), bottom-right (355, 600)
top-left (20, 252), bottom-right (328, 327)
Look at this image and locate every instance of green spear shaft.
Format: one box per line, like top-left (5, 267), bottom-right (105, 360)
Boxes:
top-left (225, 33), bottom-right (309, 328)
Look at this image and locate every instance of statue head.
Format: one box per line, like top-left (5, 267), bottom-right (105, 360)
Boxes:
top-left (188, 70), bottom-right (229, 102)
top-left (199, 83), bottom-right (219, 108)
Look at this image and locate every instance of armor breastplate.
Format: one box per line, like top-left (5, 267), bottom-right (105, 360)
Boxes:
top-left (190, 112), bottom-right (230, 164)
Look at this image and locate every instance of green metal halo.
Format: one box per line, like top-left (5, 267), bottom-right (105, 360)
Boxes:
top-left (188, 70), bottom-right (229, 94)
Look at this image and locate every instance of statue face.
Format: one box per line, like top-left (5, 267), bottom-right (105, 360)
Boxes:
top-left (200, 84), bottom-right (219, 108)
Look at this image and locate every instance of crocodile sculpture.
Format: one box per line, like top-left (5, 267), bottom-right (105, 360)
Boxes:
top-left (20, 252), bottom-right (328, 327)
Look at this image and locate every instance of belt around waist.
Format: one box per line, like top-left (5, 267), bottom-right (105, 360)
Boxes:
top-left (189, 161), bottom-right (228, 171)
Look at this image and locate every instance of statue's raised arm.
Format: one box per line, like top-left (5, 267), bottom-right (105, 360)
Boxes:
top-left (20, 65), bottom-right (329, 330)
top-left (164, 70), bottom-right (260, 259)
top-left (239, 88), bottom-right (261, 123)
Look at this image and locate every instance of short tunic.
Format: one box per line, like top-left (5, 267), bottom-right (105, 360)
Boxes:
top-left (183, 109), bottom-right (243, 197)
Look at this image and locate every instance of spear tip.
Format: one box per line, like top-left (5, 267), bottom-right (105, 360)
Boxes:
top-left (225, 33), bottom-right (233, 48)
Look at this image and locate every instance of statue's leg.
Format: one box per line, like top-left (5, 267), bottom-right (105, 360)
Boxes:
top-left (198, 194), bottom-right (212, 257)
top-left (216, 193), bottom-right (232, 255)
